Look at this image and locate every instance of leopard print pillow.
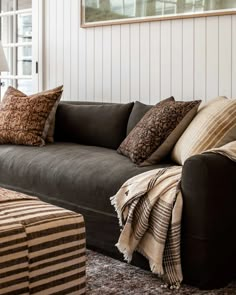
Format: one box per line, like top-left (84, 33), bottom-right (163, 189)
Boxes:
top-left (0, 86), bottom-right (63, 146)
top-left (118, 98), bottom-right (201, 165)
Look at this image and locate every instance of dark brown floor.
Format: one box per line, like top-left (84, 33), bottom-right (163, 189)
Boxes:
top-left (86, 250), bottom-right (236, 295)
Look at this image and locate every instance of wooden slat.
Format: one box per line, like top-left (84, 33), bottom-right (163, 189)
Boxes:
top-left (94, 27), bottom-right (103, 101)
top-left (86, 28), bottom-right (95, 101)
top-left (171, 19), bottom-right (183, 101)
top-left (219, 15), bottom-right (232, 98)
top-left (160, 21), bottom-right (171, 99)
top-left (102, 26), bottom-right (112, 102)
top-left (130, 23), bottom-right (140, 101)
top-left (194, 17), bottom-right (206, 101)
top-left (111, 25), bottom-right (121, 103)
top-left (63, 0), bottom-right (71, 100)
top-left (140, 22), bottom-right (150, 104)
top-left (70, 0), bottom-right (79, 100)
top-left (56, 0), bottom-right (64, 97)
top-left (120, 24), bottom-right (130, 103)
top-left (150, 22), bottom-right (161, 104)
top-left (206, 16), bottom-right (219, 100)
top-left (183, 18), bottom-right (194, 101)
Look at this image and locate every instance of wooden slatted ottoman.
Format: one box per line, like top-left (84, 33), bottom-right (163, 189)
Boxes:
top-left (0, 188), bottom-right (86, 295)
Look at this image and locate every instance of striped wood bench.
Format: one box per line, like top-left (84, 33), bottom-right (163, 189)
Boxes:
top-left (0, 187), bottom-right (86, 295)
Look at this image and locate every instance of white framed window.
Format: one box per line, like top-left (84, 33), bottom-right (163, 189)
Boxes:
top-left (0, 0), bottom-right (42, 98)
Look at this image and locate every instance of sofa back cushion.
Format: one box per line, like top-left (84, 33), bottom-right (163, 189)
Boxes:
top-left (126, 101), bottom-right (153, 135)
top-left (55, 102), bottom-right (134, 149)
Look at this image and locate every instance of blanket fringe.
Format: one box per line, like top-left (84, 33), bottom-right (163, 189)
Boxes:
top-left (137, 247), bottom-right (164, 276)
top-left (115, 242), bottom-right (133, 263)
top-left (110, 195), bottom-right (123, 227)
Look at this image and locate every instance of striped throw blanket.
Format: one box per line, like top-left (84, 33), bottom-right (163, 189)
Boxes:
top-left (0, 188), bottom-right (86, 295)
top-left (111, 141), bottom-right (236, 288)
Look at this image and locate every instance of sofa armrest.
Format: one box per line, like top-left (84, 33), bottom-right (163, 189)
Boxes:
top-left (181, 152), bottom-right (236, 239)
top-left (181, 153), bottom-right (236, 288)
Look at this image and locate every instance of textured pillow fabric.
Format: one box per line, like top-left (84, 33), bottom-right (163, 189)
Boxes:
top-left (42, 86), bottom-right (63, 142)
top-left (127, 101), bottom-right (153, 135)
top-left (0, 86), bottom-right (63, 146)
top-left (171, 96), bottom-right (236, 165)
top-left (2, 86), bottom-right (63, 142)
top-left (118, 97), bottom-right (201, 165)
top-left (55, 102), bottom-right (134, 149)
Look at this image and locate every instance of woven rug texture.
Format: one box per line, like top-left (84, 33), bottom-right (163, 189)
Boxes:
top-left (86, 250), bottom-right (236, 295)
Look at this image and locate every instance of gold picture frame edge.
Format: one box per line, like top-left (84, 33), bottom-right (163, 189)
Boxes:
top-left (80, 1), bottom-right (236, 28)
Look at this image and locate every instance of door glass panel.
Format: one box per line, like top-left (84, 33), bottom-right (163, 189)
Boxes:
top-left (16, 79), bottom-right (32, 94)
top-left (0, 0), bottom-right (14, 13)
top-left (17, 0), bottom-right (31, 10)
top-left (2, 47), bottom-right (13, 75)
top-left (0, 79), bottom-right (13, 99)
top-left (17, 46), bottom-right (32, 75)
top-left (17, 13), bottom-right (32, 43)
top-left (1, 16), bottom-right (14, 44)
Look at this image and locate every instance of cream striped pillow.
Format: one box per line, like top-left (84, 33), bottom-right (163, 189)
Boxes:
top-left (171, 96), bottom-right (236, 165)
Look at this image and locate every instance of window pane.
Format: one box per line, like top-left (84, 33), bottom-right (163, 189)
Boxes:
top-left (17, 46), bottom-right (32, 75)
top-left (17, 0), bottom-right (32, 10)
top-left (16, 79), bottom-right (32, 94)
top-left (1, 15), bottom-right (14, 44)
top-left (0, 0), bottom-right (14, 13)
top-left (17, 13), bottom-right (32, 43)
top-left (0, 79), bottom-right (13, 99)
top-left (2, 47), bottom-right (13, 75)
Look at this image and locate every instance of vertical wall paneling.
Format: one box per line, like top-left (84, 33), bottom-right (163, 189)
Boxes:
top-left (171, 19), bottom-right (183, 101)
top-left (70, 0), bottom-right (79, 100)
top-left (102, 26), bottom-right (112, 102)
top-left (111, 25), bottom-right (121, 102)
top-left (86, 28), bottom-right (95, 101)
top-left (63, 0), bottom-right (71, 99)
top-left (130, 23), bottom-right (140, 101)
top-left (56, 0), bottom-right (64, 97)
top-left (160, 21), bottom-right (171, 99)
top-left (150, 22), bottom-right (161, 104)
top-left (120, 24), bottom-right (130, 103)
top-left (43, 2), bottom-right (235, 102)
top-left (140, 23), bottom-right (150, 104)
top-left (183, 18), bottom-right (194, 100)
top-left (219, 16), bottom-right (232, 97)
top-left (232, 15), bottom-right (236, 98)
top-left (206, 16), bottom-right (219, 100)
top-left (49, 0), bottom-right (57, 88)
top-left (194, 17), bottom-right (206, 101)
top-left (78, 27), bottom-right (86, 100)
top-left (44, 0), bottom-right (50, 90)
top-left (94, 27), bottom-right (103, 101)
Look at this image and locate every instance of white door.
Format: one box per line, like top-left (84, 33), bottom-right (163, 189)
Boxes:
top-left (0, 0), bottom-right (42, 98)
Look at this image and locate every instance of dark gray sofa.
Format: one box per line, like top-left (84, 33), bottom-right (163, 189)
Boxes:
top-left (0, 101), bottom-right (235, 289)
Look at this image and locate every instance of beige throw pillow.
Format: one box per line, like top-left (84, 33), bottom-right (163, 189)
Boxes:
top-left (171, 96), bottom-right (236, 165)
top-left (118, 97), bottom-right (201, 166)
top-left (0, 86), bottom-right (63, 146)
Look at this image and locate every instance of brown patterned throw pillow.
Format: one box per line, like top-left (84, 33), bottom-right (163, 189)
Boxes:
top-left (0, 86), bottom-right (63, 146)
top-left (118, 98), bottom-right (201, 166)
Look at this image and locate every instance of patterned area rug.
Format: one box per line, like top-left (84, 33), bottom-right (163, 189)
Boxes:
top-left (86, 250), bottom-right (236, 294)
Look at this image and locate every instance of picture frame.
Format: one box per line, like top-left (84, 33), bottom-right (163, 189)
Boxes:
top-left (81, 0), bottom-right (236, 28)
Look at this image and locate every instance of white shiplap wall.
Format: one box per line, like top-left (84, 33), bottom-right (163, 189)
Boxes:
top-left (43, 0), bottom-right (236, 103)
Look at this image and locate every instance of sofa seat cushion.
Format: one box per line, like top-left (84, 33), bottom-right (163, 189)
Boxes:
top-left (0, 143), bottom-right (174, 215)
